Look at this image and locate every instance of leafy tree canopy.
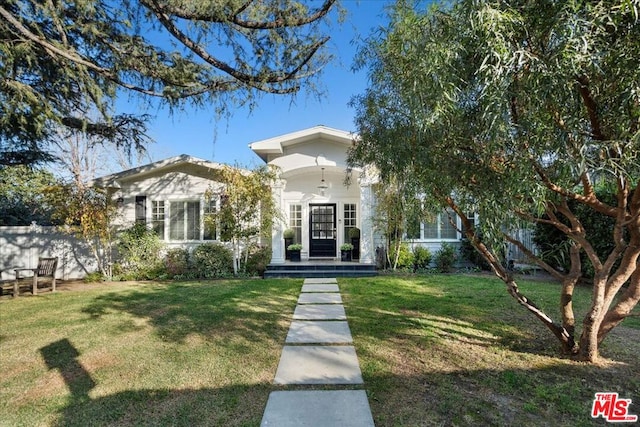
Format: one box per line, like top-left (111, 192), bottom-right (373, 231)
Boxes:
top-left (0, 0), bottom-right (338, 165)
top-left (0, 165), bottom-right (60, 225)
top-left (349, 0), bottom-right (640, 362)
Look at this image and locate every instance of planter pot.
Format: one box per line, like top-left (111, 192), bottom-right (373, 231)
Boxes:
top-left (284, 238), bottom-right (294, 260)
top-left (290, 250), bottom-right (301, 262)
top-left (351, 237), bottom-right (360, 260)
top-left (341, 250), bottom-right (352, 262)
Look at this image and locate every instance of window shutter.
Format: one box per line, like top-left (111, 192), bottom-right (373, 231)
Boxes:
top-left (135, 196), bottom-right (147, 223)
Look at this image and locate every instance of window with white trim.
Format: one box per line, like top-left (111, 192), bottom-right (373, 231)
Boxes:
top-left (289, 204), bottom-right (302, 244)
top-left (203, 199), bottom-right (217, 240)
top-left (343, 203), bottom-right (357, 241)
top-left (423, 209), bottom-right (458, 240)
top-left (169, 201), bottom-right (200, 241)
top-left (151, 201), bottom-right (165, 239)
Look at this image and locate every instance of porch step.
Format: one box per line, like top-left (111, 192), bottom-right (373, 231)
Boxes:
top-left (264, 262), bottom-right (376, 278)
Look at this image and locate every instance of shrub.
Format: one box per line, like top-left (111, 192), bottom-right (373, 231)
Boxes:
top-left (389, 243), bottom-right (414, 270)
top-left (435, 243), bottom-right (458, 273)
top-left (340, 243), bottom-right (354, 251)
top-left (348, 227), bottom-right (361, 239)
top-left (115, 223), bottom-right (164, 279)
top-left (413, 246), bottom-right (432, 271)
top-left (283, 229), bottom-right (295, 239)
top-left (244, 245), bottom-right (271, 277)
top-left (460, 237), bottom-right (491, 271)
top-left (83, 271), bottom-right (105, 283)
top-left (190, 243), bottom-right (233, 278)
top-left (288, 243), bottom-right (303, 251)
top-left (164, 248), bottom-right (190, 278)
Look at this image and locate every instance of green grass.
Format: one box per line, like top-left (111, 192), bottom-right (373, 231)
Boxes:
top-left (340, 274), bottom-right (640, 426)
top-left (0, 279), bottom-right (301, 426)
top-left (1, 274), bottom-right (638, 426)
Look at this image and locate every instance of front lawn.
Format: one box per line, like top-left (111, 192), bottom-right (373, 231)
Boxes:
top-left (1, 275), bottom-right (638, 426)
top-left (0, 279), bottom-right (300, 426)
top-left (340, 274), bottom-right (640, 426)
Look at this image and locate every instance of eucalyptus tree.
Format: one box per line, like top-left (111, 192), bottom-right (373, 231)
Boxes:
top-left (0, 0), bottom-right (338, 165)
top-left (349, 0), bottom-right (640, 362)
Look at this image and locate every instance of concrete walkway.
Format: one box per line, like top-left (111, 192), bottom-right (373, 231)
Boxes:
top-left (261, 278), bottom-right (375, 426)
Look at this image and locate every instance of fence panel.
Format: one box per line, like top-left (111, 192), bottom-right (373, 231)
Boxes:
top-left (0, 225), bottom-right (95, 280)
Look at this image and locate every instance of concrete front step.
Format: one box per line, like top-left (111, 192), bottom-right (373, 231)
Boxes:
top-left (265, 270), bottom-right (376, 278)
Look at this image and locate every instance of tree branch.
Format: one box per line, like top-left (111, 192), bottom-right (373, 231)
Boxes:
top-left (159, 0), bottom-right (336, 29)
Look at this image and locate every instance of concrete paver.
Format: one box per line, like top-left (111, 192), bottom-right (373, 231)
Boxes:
top-left (274, 345), bottom-right (363, 385)
top-left (303, 278), bottom-right (338, 284)
top-left (297, 292), bottom-right (342, 304)
top-left (264, 277), bottom-right (374, 425)
top-left (292, 304), bottom-right (346, 320)
top-left (261, 390), bottom-right (375, 427)
top-left (285, 320), bottom-right (353, 344)
top-left (301, 283), bottom-right (340, 293)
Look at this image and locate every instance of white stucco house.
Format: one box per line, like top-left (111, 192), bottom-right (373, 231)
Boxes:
top-left (91, 125), bottom-right (473, 268)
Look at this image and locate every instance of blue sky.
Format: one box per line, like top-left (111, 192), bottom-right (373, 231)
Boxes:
top-left (128, 1), bottom-right (392, 169)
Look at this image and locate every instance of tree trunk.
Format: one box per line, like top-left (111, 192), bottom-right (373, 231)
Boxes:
top-left (598, 268), bottom-right (640, 343)
top-left (578, 275), bottom-right (607, 362)
top-left (559, 243), bottom-right (582, 354)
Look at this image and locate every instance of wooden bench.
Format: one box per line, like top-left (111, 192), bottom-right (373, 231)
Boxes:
top-left (1, 257), bottom-right (58, 297)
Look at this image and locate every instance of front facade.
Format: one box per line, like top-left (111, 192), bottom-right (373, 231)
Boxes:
top-left (250, 126), bottom-right (375, 264)
top-left (91, 155), bottom-right (232, 251)
top-left (90, 126), bottom-right (472, 268)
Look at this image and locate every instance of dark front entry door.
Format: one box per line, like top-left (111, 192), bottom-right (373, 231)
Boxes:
top-left (309, 204), bottom-right (336, 257)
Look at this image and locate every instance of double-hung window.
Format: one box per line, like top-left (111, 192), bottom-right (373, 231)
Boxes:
top-left (289, 204), bottom-right (302, 244)
top-left (203, 199), bottom-right (217, 240)
top-left (151, 201), bottom-right (165, 239)
top-left (343, 203), bottom-right (357, 241)
top-left (423, 209), bottom-right (458, 240)
top-left (169, 201), bottom-right (200, 240)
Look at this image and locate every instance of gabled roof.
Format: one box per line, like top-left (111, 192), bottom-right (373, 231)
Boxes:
top-left (249, 125), bottom-right (355, 162)
top-left (90, 154), bottom-right (228, 189)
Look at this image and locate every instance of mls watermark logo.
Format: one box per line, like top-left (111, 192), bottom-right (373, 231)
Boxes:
top-left (591, 392), bottom-right (638, 423)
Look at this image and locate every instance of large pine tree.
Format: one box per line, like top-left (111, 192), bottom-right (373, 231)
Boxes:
top-left (0, 0), bottom-right (337, 165)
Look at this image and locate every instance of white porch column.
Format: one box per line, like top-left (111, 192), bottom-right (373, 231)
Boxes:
top-left (271, 178), bottom-right (286, 264)
top-left (359, 176), bottom-right (375, 264)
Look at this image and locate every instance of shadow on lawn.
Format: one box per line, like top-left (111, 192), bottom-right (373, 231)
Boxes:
top-left (39, 339), bottom-right (636, 427)
top-left (50, 384), bottom-right (272, 427)
top-left (81, 279), bottom-right (300, 344)
top-left (40, 337), bottom-right (270, 426)
top-left (36, 280), bottom-right (301, 426)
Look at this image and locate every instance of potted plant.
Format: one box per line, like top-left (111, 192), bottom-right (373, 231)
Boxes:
top-left (349, 227), bottom-right (361, 260)
top-left (340, 243), bottom-right (354, 262)
top-left (283, 229), bottom-right (295, 260)
top-left (287, 243), bottom-right (303, 262)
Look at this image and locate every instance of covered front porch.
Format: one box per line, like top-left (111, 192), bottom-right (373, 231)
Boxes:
top-left (249, 126), bottom-right (377, 267)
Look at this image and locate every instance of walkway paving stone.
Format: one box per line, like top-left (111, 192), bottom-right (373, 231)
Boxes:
top-left (303, 278), bottom-right (338, 284)
top-left (261, 390), bottom-right (375, 427)
top-left (297, 292), bottom-right (342, 304)
top-left (293, 304), bottom-right (346, 320)
top-left (274, 345), bottom-right (363, 385)
top-left (264, 277), bottom-right (374, 425)
top-left (301, 283), bottom-right (340, 293)
top-left (285, 320), bottom-right (353, 344)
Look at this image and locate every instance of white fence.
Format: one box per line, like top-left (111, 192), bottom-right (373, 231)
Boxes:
top-left (0, 224), bottom-right (96, 280)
